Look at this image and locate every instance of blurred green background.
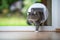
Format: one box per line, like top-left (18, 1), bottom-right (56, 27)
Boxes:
top-left (0, 0), bottom-right (41, 26)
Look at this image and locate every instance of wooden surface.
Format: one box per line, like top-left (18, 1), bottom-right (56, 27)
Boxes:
top-left (0, 32), bottom-right (60, 40)
top-left (56, 28), bottom-right (60, 32)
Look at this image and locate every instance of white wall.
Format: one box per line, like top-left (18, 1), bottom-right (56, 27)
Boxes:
top-left (52, 0), bottom-right (58, 29)
top-left (58, 0), bottom-right (60, 28)
top-left (52, 0), bottom-right (60, 28)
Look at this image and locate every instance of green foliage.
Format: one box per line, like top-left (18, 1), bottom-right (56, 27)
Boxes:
top-left (2, 0), bottom-right (8, 9)
top-left (0, 0), bottom-right (41, 15)
top-left (0, 0), bottom-right (18, 9)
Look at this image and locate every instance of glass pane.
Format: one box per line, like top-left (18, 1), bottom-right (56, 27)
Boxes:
top-left (0, 0), bottom-right (41, 26)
